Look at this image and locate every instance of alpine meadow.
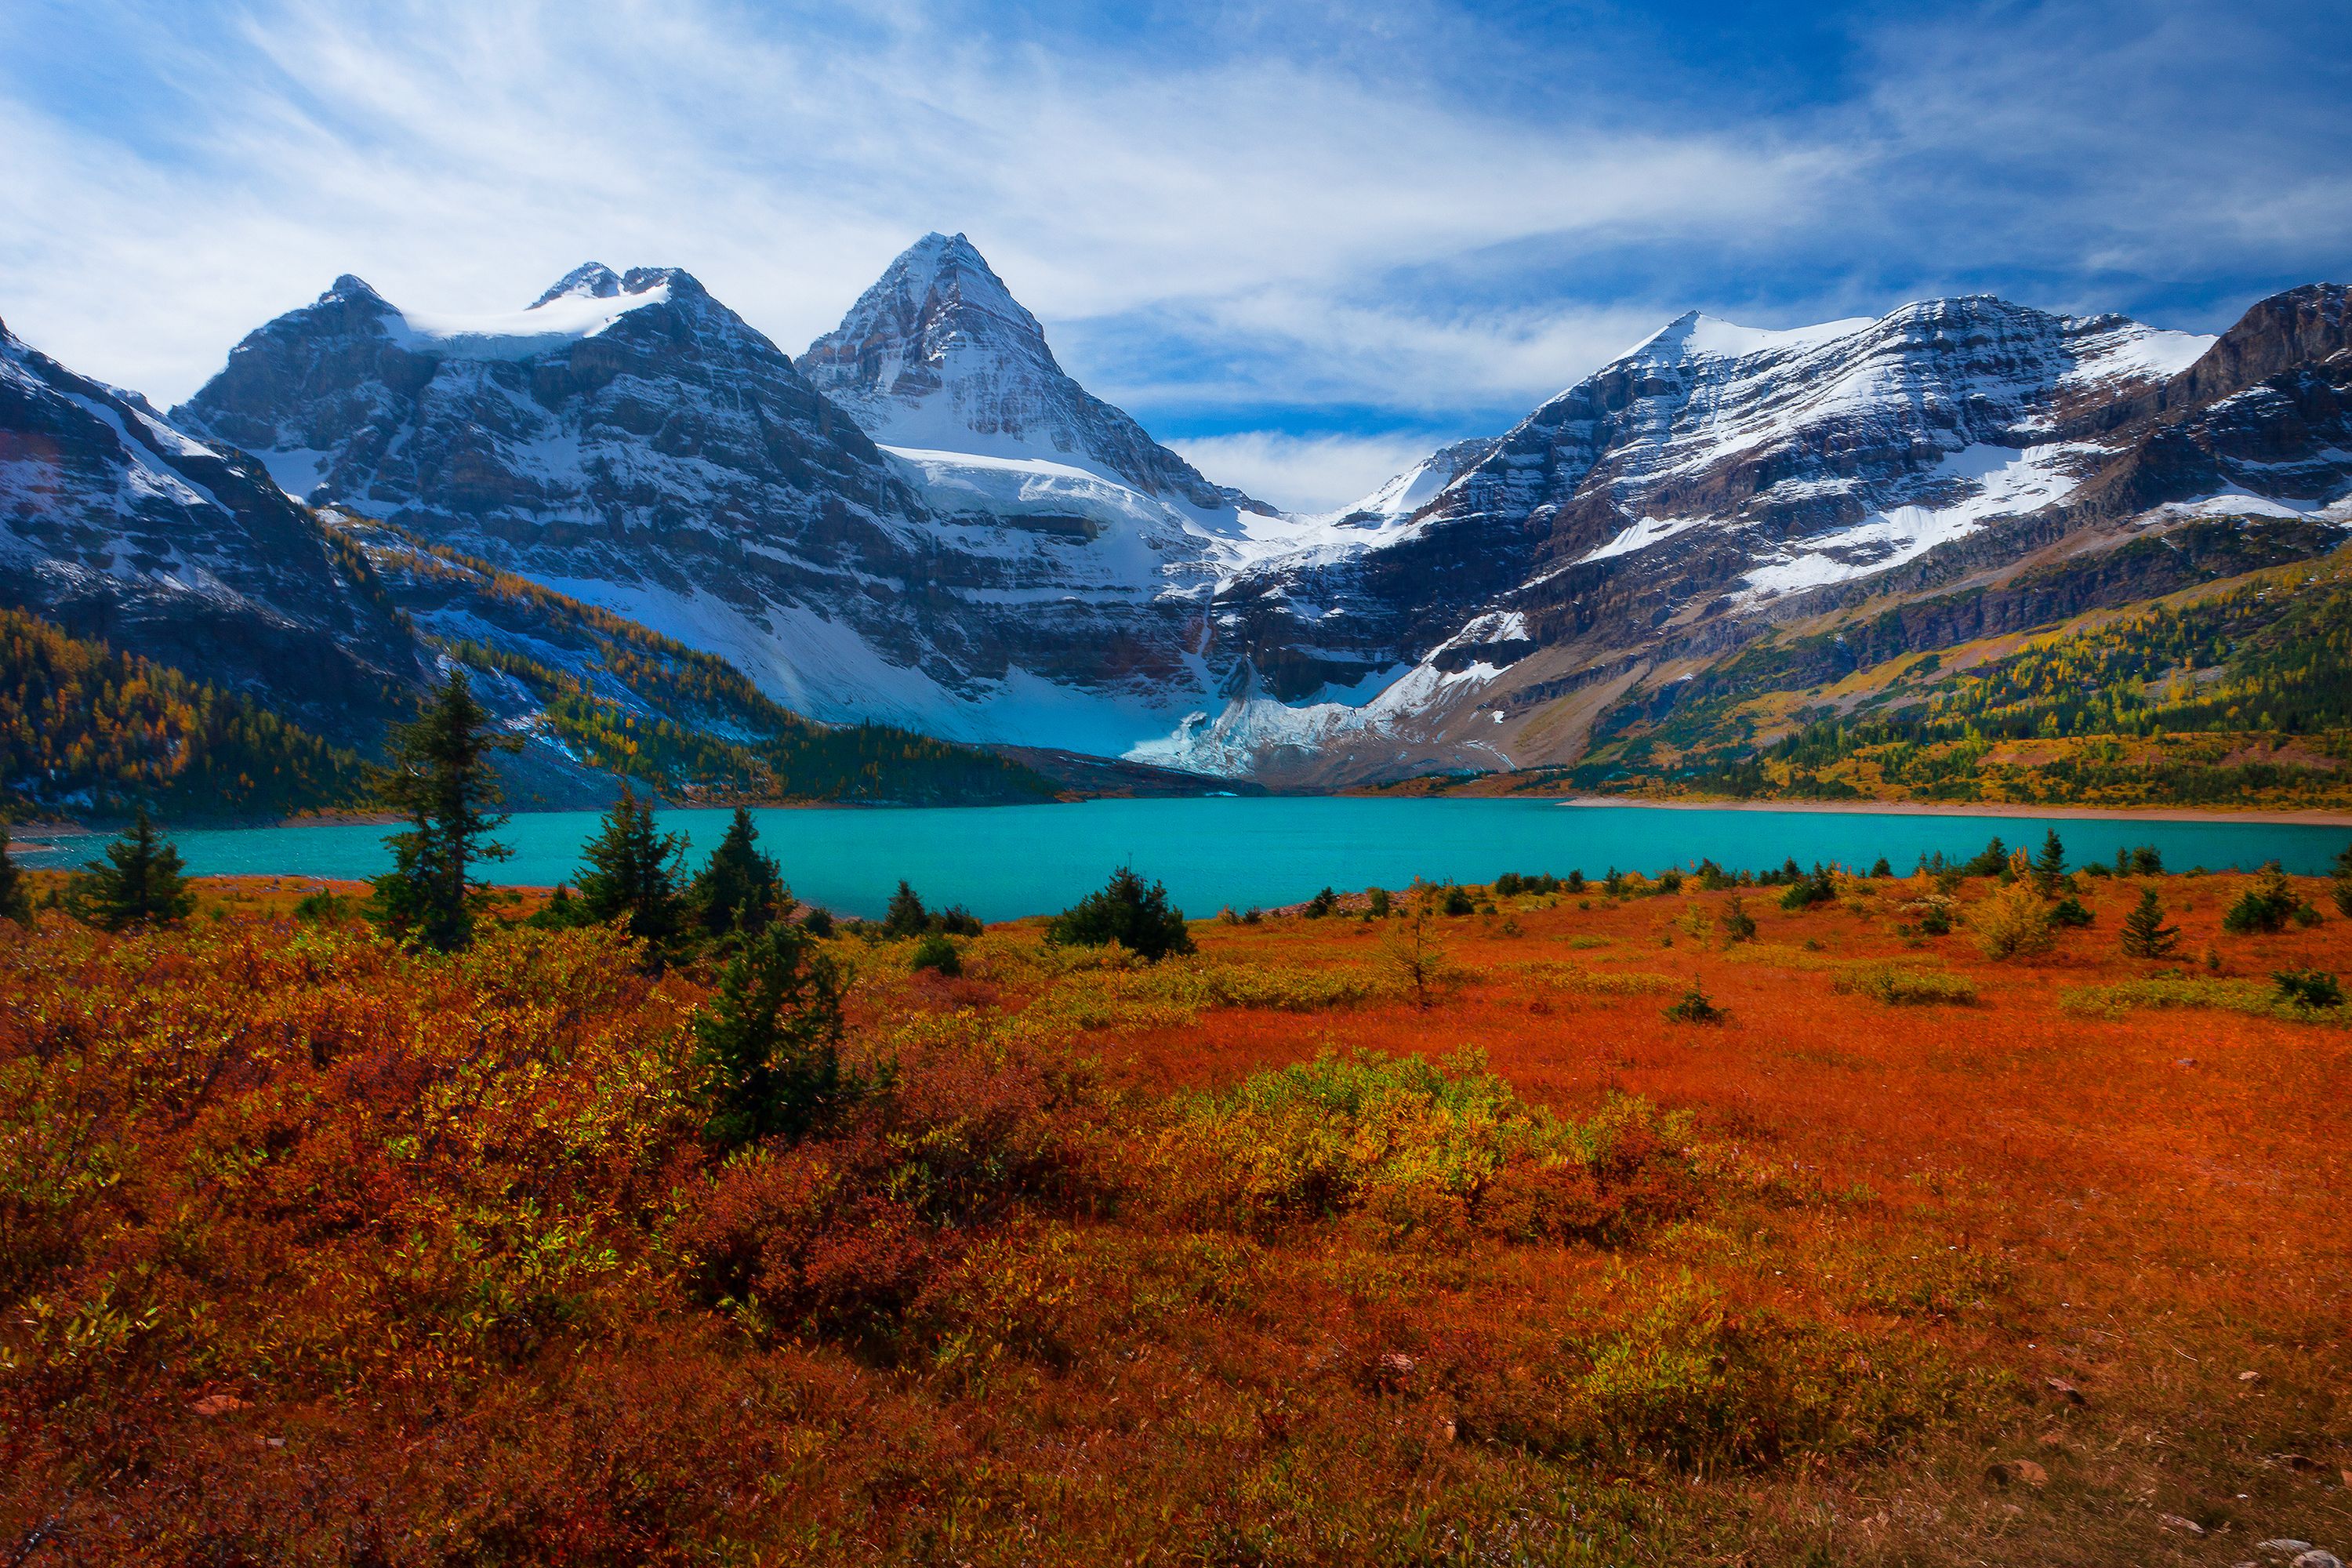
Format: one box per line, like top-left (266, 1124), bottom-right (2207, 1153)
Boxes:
top-left (3, 2), bottom-right (2350, 1564)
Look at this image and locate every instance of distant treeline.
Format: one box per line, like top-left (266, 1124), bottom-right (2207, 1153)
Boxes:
top-left (0, 608), bottom-right (367, 819)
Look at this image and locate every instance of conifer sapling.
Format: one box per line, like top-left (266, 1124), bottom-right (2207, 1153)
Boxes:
top-left (67, 806), bottom-right (195, 930)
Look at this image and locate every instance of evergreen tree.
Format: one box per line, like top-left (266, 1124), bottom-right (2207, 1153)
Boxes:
top-left (881, 880), bottom-right (930, 938)
top-left (67, 806), bottom-right (194, 930)
top-left (1965, 837), bottom-right (2009, 877)
top-left (688, 807), bottom-right (787, 938)
top-left (0, 823), bottom-right (29, 925)
top-left (572, 786), bottom-right (688, 953)
top-left (694, 923), bottom-right (855, 1149)
top-left (2032, 829), bottom-right (2067, 894)
top-left (368, 671), bottom-right (517, 951)
top-left (2333, 843), bottom-right (2352, 919)
top-left (2120, 887), bottom-right (2180, 959)
top-left (1045, 866), bottom-right (1194, 961)
top-left (2221, 863), bottom-right (2303, 935)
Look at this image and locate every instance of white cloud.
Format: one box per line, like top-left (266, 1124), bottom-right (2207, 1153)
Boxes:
top-left (0, 0), bottom-right (1834, 406)
top-left (1166, 430), bottom-right (1456, 515)
top-left (0, 0), bottom-right (2340, 430)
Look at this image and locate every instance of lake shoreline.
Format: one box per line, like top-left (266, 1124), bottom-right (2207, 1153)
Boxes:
top-left (1552, 796), bottom-right (2352, 828)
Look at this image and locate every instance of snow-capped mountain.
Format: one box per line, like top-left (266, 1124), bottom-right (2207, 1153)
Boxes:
top-left (1, 313), bottom-right (427, 742)
top-left (1152, 289), bottom-right (2352, 780)
top-left (154, 246), bottom-right (2352, 787)
top-left (173, 246), bottom-right (1326, 756)
top-left (801, 233), bottom-right (1268, 514)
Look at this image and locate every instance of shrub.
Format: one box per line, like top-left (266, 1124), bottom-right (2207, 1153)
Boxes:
top-left (1969, 882), bottom-right (2054, 960)
top-left (1367, 887), bottom-right (1392, 918)
top-left (1442, 885), bottom-right (1476, 916)
top-left (801, 907), bottom-right (835, 938)
top-left (2118, 888), bottom-right (2180, 958)
top-left (1778, 864), bottom-right (1836, 910)
top-left (1156, 1050), bottom-right (1692, 1237)
top-left (1917, 898), bottom-right (1955, 936)
top-left (2049, 895), bottom-right (2094, 928)
top-left (1304, 886), bottom-right (1339, 917)
top-left (2333, 844), bottom-right (2352, 917)
top-left (2061, 975), bottom-right (2350, 1026)
top-left (2274, 968), bottom-right (2344, 1011)
top-left (292, 888), bottom-right (355, 924)
top-left (909, 932), bottom-right (962, 976)
top-left (1663, 982), bottom-right (1725, 1024)
top-left (2221, 864), bottom-right (2303, 935)
top-left (2130, 844), bottom-right (2164, 876)
top-left (1045, 866), bottom-right (1193, 961)
top-left (1834, 965), bottom-right (1978, 1006)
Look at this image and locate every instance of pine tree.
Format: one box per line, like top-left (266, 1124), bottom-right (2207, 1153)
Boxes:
top-left (688, 807), bottom-right (787, 939)
top-left (2032, 829), bottom-right (2067, 894)
top-left (2119, 887), bottom-right (2180, 958)
top-left (693, 923), bottom-right (855, 1149)
top-left (572, 785), bottom-right (687, 954)
top-left (0, 822), bottom-right (34, 925)
top-left (2333, 843), bottom-right (2352, 919)
top-left (881, 880), bottom-right (929, 938)
top-left (368, 671), bottom-right (518, 951)
top-left (67, 806), bottom-right (194, 930)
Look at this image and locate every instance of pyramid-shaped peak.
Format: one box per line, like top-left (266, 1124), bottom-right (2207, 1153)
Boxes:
top-left (532, 263), bottom-right (623, 307)
top-left (865, 231), bottom-right (1036, 335)
top-left (322, 274), bottom-right (390, 307)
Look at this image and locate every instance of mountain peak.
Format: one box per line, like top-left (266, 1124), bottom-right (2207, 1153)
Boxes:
top-left (808, 231), bottom-right (1054, 386)
top-left (798, 232), bottom-right (1267, 513)
top-left (322, 274), bottom-right (390, 308)
top-left (532, 263), bottom-right (623, 307)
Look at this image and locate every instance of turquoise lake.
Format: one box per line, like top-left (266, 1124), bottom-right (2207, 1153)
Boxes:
top-left (21, 798), bottom-right (2351, 922)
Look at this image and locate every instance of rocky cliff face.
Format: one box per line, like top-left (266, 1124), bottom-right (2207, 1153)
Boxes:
top-left (158, 249), bottom-right (2352, 787)
top-left (800, 232), bottom-right (1266, 514)
top-left (1154, 289), bottom-right (2352, 782)
top-left (174, 245), bottom-right (1323, 754)
top-left (1, 314), bottom-right (426, 742)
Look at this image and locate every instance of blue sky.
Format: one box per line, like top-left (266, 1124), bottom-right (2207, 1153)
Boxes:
top-left (3, 0), bottom-right (2346, 509)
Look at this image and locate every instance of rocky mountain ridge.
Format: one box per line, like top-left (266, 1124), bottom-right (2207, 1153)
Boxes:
top-left (35, 242), bottom-right (2352, 792)
top-left (1, 313), bottom-right (1057, 812)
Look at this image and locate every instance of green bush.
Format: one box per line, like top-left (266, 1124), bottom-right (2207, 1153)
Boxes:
top-left (1045, 866), bottom-right (1193, 962)
top-left (2222, 864), bottom-right (2307, 935)
top-left (2274, 968), bottom-right (2343, 1011)
top-left (910, 933), bottom-right (962, 976)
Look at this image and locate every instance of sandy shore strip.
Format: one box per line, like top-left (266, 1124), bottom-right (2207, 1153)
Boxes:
top-left (1552, 795), bottom-right (2352, 828)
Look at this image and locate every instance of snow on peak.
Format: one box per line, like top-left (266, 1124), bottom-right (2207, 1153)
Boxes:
top-left (368, 268), bottom-right (681, 361)
top-left (804, 231), bottom-right (1058, 395)
top-left (532, 263), bottom-right (625, 307)
top-left (800, 233), bottom-right (1273, 517)
top-left (1614, 309), bottom-right (1875, 368)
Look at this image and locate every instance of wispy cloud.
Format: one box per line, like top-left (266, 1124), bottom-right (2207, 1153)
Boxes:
top-left (1166, 430), bottom-right (1452, 515)
top-left (0, 0), bottom-right (2343, 492)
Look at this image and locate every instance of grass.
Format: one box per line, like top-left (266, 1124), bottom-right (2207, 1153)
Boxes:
top-left (4, 866), bottom-right (2350, 1564)
top-left (1835, 964), bottom-right (1981, 1006)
